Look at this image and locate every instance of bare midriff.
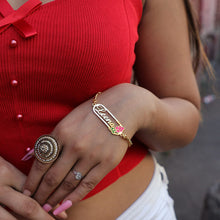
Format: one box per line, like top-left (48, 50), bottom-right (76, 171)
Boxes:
top-left (66, 154), bottom-right (155, 220)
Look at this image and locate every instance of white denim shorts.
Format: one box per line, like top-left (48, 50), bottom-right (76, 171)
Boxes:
top-left (117, 157), bottom-right (177, 220)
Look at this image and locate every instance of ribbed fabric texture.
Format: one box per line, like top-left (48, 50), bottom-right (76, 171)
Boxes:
top-left (0, 0), bottom-right (147, 199)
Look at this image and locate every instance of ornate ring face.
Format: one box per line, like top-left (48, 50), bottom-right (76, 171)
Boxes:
top-left (34, 135), bottom-right (59, 163)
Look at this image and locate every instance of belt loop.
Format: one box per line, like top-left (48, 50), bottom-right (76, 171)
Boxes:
top-left (158, 164), bottom-right (169, 185)
top-left (151, 154), bottom-right (169, 185)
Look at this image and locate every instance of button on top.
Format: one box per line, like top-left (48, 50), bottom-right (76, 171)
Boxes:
top-left (10, 79), bottom-right (18, 87)
top-left (10, 39), bottom-right (17, 48)
top-left (16, 114), bottom-right (23, 120)
top-left (26, 147), bottom-right (31, 152)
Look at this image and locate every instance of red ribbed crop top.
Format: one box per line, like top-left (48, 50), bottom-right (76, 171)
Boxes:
top-left (0, 0), bottom-right (148, 199)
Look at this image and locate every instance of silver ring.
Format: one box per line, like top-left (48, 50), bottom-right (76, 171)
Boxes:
top-left (34, 135), bottom-right (59, 164)
top-left (73, 170), bottom-right (82, 180)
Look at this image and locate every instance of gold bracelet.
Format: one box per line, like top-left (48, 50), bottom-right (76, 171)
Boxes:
top-left (92, 92), bottom-right (133, 147)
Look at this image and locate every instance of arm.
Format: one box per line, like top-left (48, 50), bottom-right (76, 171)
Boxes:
top-left (133, 0), bottom-right (201, 151)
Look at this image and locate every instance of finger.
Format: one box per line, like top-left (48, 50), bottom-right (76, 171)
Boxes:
top-left (43, 204), bottom-right (68, 219)
top-left (23, 135), bottom-right (61, 196)
top-left (0, 186), bottom-right (54, 220)
top-left (23, 159), bottom-right (52, 196)
top-left (52, 163), bottom-right (110, 216)
top-left (46, 159), bottom-right (98, 207)
top-left (33, 150), bottom-right (78, 205)
top-left (57, 211), bottom-right (68, 219)
top-left (53, 210), bottom-right (68, 220)
top-left (51, 205), bottom-right (68, 220)
top-left (8, 167), bottom-right (26, 191)
top-left (0, 157), bottom-right (26, 190)
top-left (0, 206), bottom-right (16, 220)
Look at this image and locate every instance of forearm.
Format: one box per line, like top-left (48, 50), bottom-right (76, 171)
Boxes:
top-left (136, 93), bottom-right (201, 151)
top-left (99, 83), bottom-right (200, 151)
top-left (91, 83), bottom-right (200, 151)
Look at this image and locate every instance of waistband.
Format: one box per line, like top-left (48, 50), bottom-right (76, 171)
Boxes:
top-left (117, 156), bottom-right (176, 220)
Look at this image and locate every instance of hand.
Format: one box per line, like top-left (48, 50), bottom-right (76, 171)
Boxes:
top-left (0, 156), bottom-right (54, 220)
top-left (22, 84), bottom-right (143, 216)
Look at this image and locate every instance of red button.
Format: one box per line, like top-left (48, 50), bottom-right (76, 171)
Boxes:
top-left (10, 79), bottom-right (18, 86)
top-left (16, 114), bottom-right (23, 120)
top-left (10, 40), bottom-right (17, 48)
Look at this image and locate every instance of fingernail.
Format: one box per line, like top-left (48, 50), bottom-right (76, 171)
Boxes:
top-left (21, 148), bottom-right (34, 161)
top-left (23, 189), bottom-right (31, 196)
top-left (53, 200), bottom-right (72, 216)
top-left (43, 203), bottom-right (53, 212)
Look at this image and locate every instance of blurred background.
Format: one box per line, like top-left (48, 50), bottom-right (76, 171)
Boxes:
top-left (155, 0), bottom-right (220, 219)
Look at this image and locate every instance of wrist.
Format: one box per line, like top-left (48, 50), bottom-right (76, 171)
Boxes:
top-left (94, 83), bottom-right (156, 138)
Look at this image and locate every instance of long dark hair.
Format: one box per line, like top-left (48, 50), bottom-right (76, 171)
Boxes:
top-left (184, 0), bottom-right (214, 78)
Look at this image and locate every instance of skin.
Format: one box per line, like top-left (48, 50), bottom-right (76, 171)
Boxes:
top-left (2, 0), bottom-right (201, 219)
top-left (0, 157), bottom-right (54, 220)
